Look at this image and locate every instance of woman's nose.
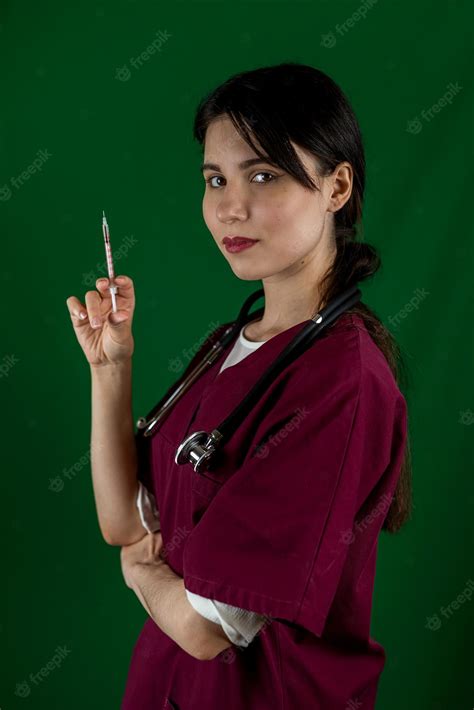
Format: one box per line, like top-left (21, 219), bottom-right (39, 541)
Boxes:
top-left (216, 193), bottom-right (249, 222)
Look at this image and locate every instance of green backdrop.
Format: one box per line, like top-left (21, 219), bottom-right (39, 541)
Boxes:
top-left (1, 0), bottom-right (473, 707)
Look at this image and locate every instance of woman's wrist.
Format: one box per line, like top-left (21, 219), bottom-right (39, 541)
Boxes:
top-left (90, 358), bottom-right (133, 407)
top-left (90, 359), bottom-right (133, 384)
top-left (90, 358), bottom-right (132, 372)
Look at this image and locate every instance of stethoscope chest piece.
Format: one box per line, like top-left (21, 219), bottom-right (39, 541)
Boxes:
top-left (174, 428), bottom-right (224, 473)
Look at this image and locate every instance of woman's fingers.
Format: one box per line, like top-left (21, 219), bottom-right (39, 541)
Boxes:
top-left (96, 277), bottom-right (110, 292)
top-left (66, 296), bottom-right (88, 324)
top-left (67, 275), bottom-right (134, 331)
top-left (96, 275), bottom-right (135, 309)
top-left (96, 275), bottom-right (133, 293)
top-left (111, 275), bottom-right (135, 300)
top-left (84, 290), bottom-right (104, 329)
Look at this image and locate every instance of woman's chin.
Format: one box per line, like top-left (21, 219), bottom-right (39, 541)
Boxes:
top-left (227, 262), bottom-right (266, 281)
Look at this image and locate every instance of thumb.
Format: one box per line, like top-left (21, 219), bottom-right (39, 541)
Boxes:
top-left (107, 310), bottom-right (129, 327)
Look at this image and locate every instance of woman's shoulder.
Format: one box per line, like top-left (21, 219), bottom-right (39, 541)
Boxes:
top-left (189, 313), bottom-right (405, 410)
top-left (297, 311), bottom-right (405, 408)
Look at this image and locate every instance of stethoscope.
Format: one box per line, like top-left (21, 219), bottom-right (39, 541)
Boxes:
top-left (136, 284), bottom-right (361, 474)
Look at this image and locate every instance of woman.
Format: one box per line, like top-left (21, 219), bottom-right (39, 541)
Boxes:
top-left (66, 62), bottom-right (412, 709)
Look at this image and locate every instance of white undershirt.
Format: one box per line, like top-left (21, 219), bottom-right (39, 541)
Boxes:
top-left (136, 322), bottom-right (271, 648)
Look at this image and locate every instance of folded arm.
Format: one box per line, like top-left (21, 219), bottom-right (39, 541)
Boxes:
top-left (128, 557), bottom-right (233, 661)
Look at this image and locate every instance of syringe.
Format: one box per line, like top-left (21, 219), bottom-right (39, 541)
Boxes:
top-left (102, 211), bottom-right (118, 313)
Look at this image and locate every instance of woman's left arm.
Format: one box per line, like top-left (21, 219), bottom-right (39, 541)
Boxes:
top-left (121, 533), bottom-right (233, 661)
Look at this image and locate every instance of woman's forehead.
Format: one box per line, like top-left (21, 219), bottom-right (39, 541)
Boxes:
top-left (203, 116), bottom-right (261, 159)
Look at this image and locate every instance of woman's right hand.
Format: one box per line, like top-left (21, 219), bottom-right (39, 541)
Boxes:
top-left (66, 275), bottom-right (136, 367)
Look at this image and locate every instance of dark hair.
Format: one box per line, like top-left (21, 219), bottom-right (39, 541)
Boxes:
top-left (193, 62), bottom-right (413, 533)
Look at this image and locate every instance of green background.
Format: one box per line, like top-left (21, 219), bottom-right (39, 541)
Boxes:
top-left (1, 0), bottom-right (473, 707)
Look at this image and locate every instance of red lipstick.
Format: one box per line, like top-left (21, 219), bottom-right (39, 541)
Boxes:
top-left (223, 236), bottom-right (259, 253)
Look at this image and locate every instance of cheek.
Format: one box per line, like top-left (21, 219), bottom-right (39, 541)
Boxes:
top-left (267, 206), bottom-right (322, 259)
top-left (266, 200), bottom-right (308, 239)
top-left (252, 198), bottom-right (288, 234)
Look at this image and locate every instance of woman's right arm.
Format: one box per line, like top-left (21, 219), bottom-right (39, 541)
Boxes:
top-left (90, 359), bottom-right (149, 545)
top-left (66, 274), bottom-right (150, 546)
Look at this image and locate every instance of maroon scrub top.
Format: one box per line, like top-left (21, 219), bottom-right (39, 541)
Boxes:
top-left (121, 311), bottom-right (407, 710)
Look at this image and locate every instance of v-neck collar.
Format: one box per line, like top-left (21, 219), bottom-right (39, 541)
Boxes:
top-left (208, 317), bottom-right (314, 386)
top-left (202, 311), bottom-right (358, 389)
top-left (178, 311), bottom-right (358, 445)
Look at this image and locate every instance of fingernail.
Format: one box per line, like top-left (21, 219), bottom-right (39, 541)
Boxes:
top-left (79, 312), bottom-right (87, 320)
top-left (91, 317), bottom-right (101, 327)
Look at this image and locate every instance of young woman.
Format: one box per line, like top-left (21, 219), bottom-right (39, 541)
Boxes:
top-left (66, 62), bottom-right (412, 709)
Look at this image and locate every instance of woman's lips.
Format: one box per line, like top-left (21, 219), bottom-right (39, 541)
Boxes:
top-left (223, 237), bottom-right (259, 253)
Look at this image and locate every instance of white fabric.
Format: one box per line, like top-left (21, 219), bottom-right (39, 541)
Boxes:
top-left (135, 321), bottom-right (271, 647)
top-left (136, 480), bottom-right (161, 533)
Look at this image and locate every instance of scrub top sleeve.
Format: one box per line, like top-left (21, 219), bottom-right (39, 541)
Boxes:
top-left (183, 358), bottom-right (374, 638)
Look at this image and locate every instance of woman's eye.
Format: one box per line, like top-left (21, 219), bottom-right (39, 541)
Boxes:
top-left (205, 172), bottom-right (277, 189)
top-left (205, 175), bottom-right (225, 188)
top-left (251, 172), bottom-right (276, 184)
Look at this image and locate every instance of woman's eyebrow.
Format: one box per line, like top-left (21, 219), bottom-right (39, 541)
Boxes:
top-left (200, 157), bottom-right (276, 173)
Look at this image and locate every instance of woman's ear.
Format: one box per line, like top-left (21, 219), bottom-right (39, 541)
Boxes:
top-left (328, 162), bottom-right (353, 213)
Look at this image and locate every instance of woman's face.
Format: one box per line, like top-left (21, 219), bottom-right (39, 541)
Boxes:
top-left (201, 115), bottom-right (350, 282)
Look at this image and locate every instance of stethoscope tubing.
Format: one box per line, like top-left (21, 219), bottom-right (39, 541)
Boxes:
top-left (137, 284), bottom-right (361, 471)
top-left (213, 285), bottom-right (361, 443)
top-left (136, 290), bottom-right (265, 438)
